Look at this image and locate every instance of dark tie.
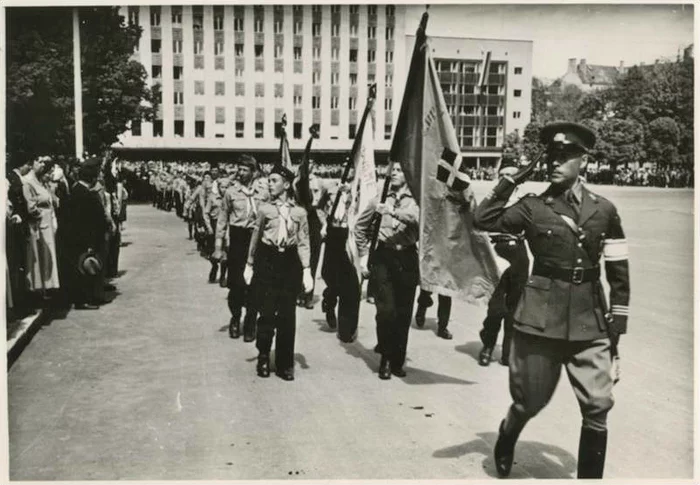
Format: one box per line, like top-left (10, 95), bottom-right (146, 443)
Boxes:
top-left (567, 190), bottom-right (580, 219)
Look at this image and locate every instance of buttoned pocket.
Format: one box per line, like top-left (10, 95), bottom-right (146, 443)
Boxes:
top-left (513, 275), bottom-right (552, 330)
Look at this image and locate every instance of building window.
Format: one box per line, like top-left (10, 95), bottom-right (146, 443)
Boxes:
top-left (293, 21), bottom-right (302, 34)
top-left (254, 19), bottom-right (264, 33)
top-left (487, 106), bottom-right (499, 115)
top-left (385, 51), bottom-right (394, 63)
top-left (384, 124), bottom-right (392, 140)
top-left (235, 122), bottom-right (244, 138)
top-left (215, 41), bottom-right (224, 56)
top-left (386, 27), bottom-right (394, 40)
top-left (368, 5), bottom-right (377, 15)
top-left (150, 39), bottom-right (161, 53)
top-left (368, 26), bottom-right (376, 39)
top-left (255, 83), bottom-right (264, 97)
top-left (350, 73), bottom-right (357, 85)
top-left (173, 66), bottom-right (183, 80)
top-left (255, 122), bottom-right (264, 138)
top-left (348, 124), bottom-right (356, 139)
top-left (152, 65), bottom-right (162, 79)
top-left (128, 8), bottom-right (139, 26)
top-left (514, 66), bottom-right (523, 75)
top-left (173, 92), bottom-right (184, 105)
top-left (331, 47), bottom-right (339, 60)
top-left (313, 47), bottom-right (321, 59)
top-left (330, 96), bottom-right (339, 109)
top-left (274, 84), bottom-right (284, 98)
top-left (235, 67), bottom-right (244, 77)
top-left (215, 82), bottom-right (225, 96)
top-left (216, 107), bottom-right (225, 124)
top-left (350, 5), bottom-right (359, 14)
top-left (514, 89), bottom-right (522, 97)
top-left (173, 40), bottom-right (182, 54)
top-left (331, 5), bottom-right (340, 13)
top-left (368, 73), bottom-right (375, 84)
top-left (174, 120), bottom-right (184, 137)
top-left (331, 23), bottom-right (340, 36)
top-left (195, 121), bottom-right (205, 138)
top-left (214, 15), bottom-right (223, 31)
top-left (292, 95), bottom-right (302, 107)
top-left (193, 11), bottom-right (203, 30)
top-left (153, 120), bottom-right (163, 137)
top-left (255, 44), bottom-right (264, 58)
top-left (348, 97), bottom-right (356, 110)
top-left (312, 71), bottom-right (321, 84)
top-left (312, 23), bottom-right (321, 36)
top-left (312, 96), bottom-right (321, 109)
top-left (235, 43), bottom-right (244, 57)
top-left (385, 74), bottom-right (393, 88)
top-left (367, 49), bottom-right (376, 63)
top-left (513, 111), bottom-right (521, 119)
top-left (235, 83), bottom-right (245, 96)
top-left (349, 49), bottom-right (358, 62)
top-left (312, 5), bottom-right (321, 12)
top-left (171, 8), bottom-right (182, 25)
top-left (331, 72), bottom-right (339, 85)
top-left (291, 122), bottom-right (301, 139)
top-left (234, 17), bottom-right (244, 31)
top-left (274, 44), bottom-right (283, 58)
top-left (150, 8), bottom-right (161, 26)
top-left (194, 40), bottom-right (203, 55)
top-left (386, 5), bottom-right (395, 15)
top-left (131, 119), bottom-right (141, 136)
top-left (274, 21), bottom-right (283, 34)
top-left (350, 23), bottom-right (358, 36)
top-left (294, 47), bottom-right (302, 60)
top-left (488, 85), bottom-right (500, 95)
top-left (385, 98), bottom-right (392, 110)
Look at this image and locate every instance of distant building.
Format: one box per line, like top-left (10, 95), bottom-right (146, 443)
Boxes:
top-left (559, 58), bottom-right (625, 92)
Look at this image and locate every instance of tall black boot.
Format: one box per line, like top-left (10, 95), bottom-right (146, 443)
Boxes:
top-left (577, 428), bottom-right (608, 479)
top-left (494, 415), bottom-right (527, 478)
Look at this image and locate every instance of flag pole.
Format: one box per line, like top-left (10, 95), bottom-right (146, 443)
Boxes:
top-left (327, 83), bottom-right (377, 225)
top-left (296, 124), bottom-right (320, 209)
top-left (368, 11), bottom-right (429, 261)
top-left (73, 8), bottom-right (84, 160)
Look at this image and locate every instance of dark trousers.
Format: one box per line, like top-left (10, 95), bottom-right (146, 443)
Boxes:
top-left (321, 227), bottom-right (361, 341)
top-left (371, 244), bottom-right (419, 369)
top-left (226, 226), bottom-right (257, 333)
top-left (106, 228), bottom-right (121, 279)
top-left (6, 223), bottom-right (29, 315)
top-left (417, 290), bottom-right (452, 326)
top-left (253, 243), bottom-right (301, 372)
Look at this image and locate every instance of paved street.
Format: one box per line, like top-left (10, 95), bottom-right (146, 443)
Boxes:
top-left (7, 182), bottom-right (695, 480)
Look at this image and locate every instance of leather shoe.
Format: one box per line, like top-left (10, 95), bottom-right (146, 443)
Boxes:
top-left (378, 356), bottom-right (391, 380)
top-left (391, 366), bottom-right (407, 377)
top-left (325, 310), bottom-right (337, 330)
top-left (276, 368), bottom-right (295, 381)
top-left (256, 354), bottom-right (270, 378)
top-left (478, 345), bottom-right (494, 366)
top-left (499, 354), bottom-right (510, 366)
top-left (437, 327), bottom-right (453, 340)
top-left (219, 275), bottom-right (227, 288)
top-left (494, 420), bottom-right (517, 478)
top-left (243, 332), bottom-right (256, 343)
top-left (74, 303), bottom-right (100, 310)
top-left (229, 318), bottom-right (241, 339)
top-left (103, 283), bottom-right (117, 291)
top-left (415, 305), bottom-right (427, 328)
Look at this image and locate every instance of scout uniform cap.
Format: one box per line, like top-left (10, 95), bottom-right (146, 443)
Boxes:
top-left (237, 154), bottom-right (258, 170)
top-left (270, 164), bottom-right (295, 182)
top-left (540, 121), bottom-right (596, 152)
top-left (79, 156), bottom-right (102, 177)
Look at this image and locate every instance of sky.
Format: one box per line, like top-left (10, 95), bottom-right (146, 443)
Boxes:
top-left (405, 3), bottom-right (694, 80)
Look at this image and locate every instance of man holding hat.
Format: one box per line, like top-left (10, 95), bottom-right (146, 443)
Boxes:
top-left (244, 164), bottom-right (313, 381)
top-left (215, 154), bottom-right (270, 341)
top-left (474, 121), bottom-right (630, 479)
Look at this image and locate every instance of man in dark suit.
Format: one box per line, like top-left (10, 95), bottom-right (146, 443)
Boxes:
top-left (63, 157), bottom-right (110, 309)
top-left (474, 122), bottom-right (630, 479)
top-left (6, 155), bottom-right (32, 317)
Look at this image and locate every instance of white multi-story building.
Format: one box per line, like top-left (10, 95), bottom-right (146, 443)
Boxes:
top-left (116, 5), bottom-right (531, 168)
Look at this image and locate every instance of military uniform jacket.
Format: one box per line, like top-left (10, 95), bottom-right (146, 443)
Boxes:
top-left (474, 183), bottom-right (630, 341)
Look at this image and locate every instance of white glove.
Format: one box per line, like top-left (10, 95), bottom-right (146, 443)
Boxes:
top-left (302, 268), bottom-right (314, 293)
top-left (243, 264), bottom-right (254, 286)
top-left (360, 255), bottom-right (370, 279)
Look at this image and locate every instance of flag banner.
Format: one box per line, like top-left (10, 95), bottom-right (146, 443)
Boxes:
top-left (478, 51), bottom-right (492, 89)
top-left (279, 114), bottom-right (292, 169)
top-left (346, 111), bottom-right (379, 281)
top-left (391, 19), bottom-right (501, 304)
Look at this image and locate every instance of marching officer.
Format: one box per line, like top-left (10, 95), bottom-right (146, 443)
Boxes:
top-left (355, 162), bottom-right (420, 380)
top-left (478, 162), bottom-right (530, 366)
top-left (244, 164), bottom-right (313, 381)
top-left (474, 122), bottom-right (630, 479)
top-left (215, 155), bottom-right (269, 341)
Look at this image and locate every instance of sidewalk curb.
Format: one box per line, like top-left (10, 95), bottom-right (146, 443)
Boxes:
top-left (7, 310), bottom-right (47, 370)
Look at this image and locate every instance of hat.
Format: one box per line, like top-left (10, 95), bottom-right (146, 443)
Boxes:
top-left (77, 251), bottom-right (103, 276)
top-left (270, 164), bottom-right (295, 182)
top-left (237, 154), bottom-right (258, 171)
top-left (539, 122), bottom-right (596, 152)
top-left (78, 156), bottom-right (102, 177)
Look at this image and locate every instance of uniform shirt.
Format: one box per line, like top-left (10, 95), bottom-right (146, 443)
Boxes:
top-left (354, 184), bottom-right (419, 257)
top-left (323, 184), bottom-right (352, 228)
top-left (216, 178), bottom-right (270, 233)
top-left (247, 198), bottom-right (311, 268)
top-left (474, 180), bottom-right (630, 341)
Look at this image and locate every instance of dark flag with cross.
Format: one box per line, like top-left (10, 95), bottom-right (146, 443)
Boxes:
top-left (389, 12), bottom-right (501, 303)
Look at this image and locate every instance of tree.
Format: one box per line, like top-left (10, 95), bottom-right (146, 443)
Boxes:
top-left (590, 118), bottom-right (645, 170)
top-left (522, 121), bottom-right (544, 163)
top-left (6, 7), bottom-right (157, 162)
top-left (530, 77), bottom-right (548, 123)
top-left (646, 117), bottom-right (680, 167)
top-left (501, 130), bottom-right (523, 165)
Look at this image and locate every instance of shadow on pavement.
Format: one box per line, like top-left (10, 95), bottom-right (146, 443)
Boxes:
top-left (341, 340), bottom-right (379, 372)
top-left (313, 318), bottom-right (336, 333)
top-left (412, 316), bottom-right (437, 331)
top-left (433, 432), bottom-right (576, 479)
top-left (294, 353), bottom-right (309, 369)
top-left (400, 366), bottom-right (476, 386)
top-left (120, 241), bottom-right (133, 248)
top-left (455, 340), bottom-right (505, 364)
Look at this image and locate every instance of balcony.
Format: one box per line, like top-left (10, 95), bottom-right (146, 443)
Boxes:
top-left (294, 60), bottom-right (303, 73)
top-left (255, 58), bottom-right (264, 72)
top-left (174, 106), bottom-right (184, 120)
top-left (312, 109), bottom-right (321, 124)
top-left (274, 59), bottom-right (284, 72)
top-left (294, 108), bottom-right (303, 121)
top-left (151, 53), bottom-right (162, 65)
top-left (487, 73), bottom-right (506, 85)
top-left (331, 110), bottom-right (340, 126)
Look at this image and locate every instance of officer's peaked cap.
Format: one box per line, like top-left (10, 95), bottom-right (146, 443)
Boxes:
top-left (540, 121), bottom-right (596, 152)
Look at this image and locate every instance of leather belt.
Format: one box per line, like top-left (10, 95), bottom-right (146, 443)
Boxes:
top-left (532, 263), bottom-right (599, 285)
top-left (378, 242), bottom-right (416, 252)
